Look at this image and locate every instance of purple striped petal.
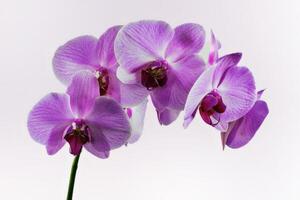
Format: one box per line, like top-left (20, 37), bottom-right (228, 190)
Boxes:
top-left (108, 72), bottom-right (149, 107)
top-left (127, 99), bottom-right (148, 144)
top-left (212, 53), bottom-right (242, 88)
top-left (172, 55), bottom-right (206, 91)
top-left (97, 25), bottom-right (122, 69)
top-left (67, 71), bottom-right (99, 118)
top-left (27, 93), bottom-right (74, 144)
top-left (183, 67), bottom-right (215, 128)
top-left (150, 72), bottom-right (186, 111)
top-left (85, 97), bottom-right (130, 150)
top-left (217, 66), bottom-right (256, 122)
top-left (224, 100), bottom-right (269, 148)
top-left (166, 23), bottom-right (205, 62)
top-left (115, 20), bottom-right (174, 72)
top-left (46, 123), bottom-right (70, 155)
top-left (53, 36), bottom-right (99, 84)
top-left (208, 31), bottom-right (219, 65)
top-left (84, 131), bottom-right (110, 159)
top-left (157, 108), bottom-right (180, 125)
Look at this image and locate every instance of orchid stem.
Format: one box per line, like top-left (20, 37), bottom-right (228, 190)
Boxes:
top-left (67, 153), bottom-right (81, 200)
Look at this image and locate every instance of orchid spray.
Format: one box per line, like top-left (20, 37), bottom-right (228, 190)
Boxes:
top-left (27, 20), bottom-right (268, 199)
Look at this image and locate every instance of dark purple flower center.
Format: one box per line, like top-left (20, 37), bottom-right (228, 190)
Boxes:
top-left (141, 61), bottom-right (168, 90)
top-left (199, 90), bottom-right (226, 126)
top-left (97, 69), bottom-right (109, 96)
top-left (64, 121), bottom-right (89, 155)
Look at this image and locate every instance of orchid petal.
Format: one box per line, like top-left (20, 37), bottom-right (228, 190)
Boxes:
top-left (127, 99), bottom-right (148, 144)
top-left (183, 67), bottom-right (215, 128)
top-left (27, 93), bottom-right (73, 144)
top-left (84, 131), bottom-right (110, 159)
top-left (67, 70), bottom-right (99, 118)
top-left (212, 53), bottom-right (242, 88)
top-left (208, 31), bottom-right (219, 65)
top-left (85, 97), bottom-right (130, 150)
top-left (97, 25), bottom-right (122, 69)
top-left (172, 54), bottom-right (206, 91)
top-left (53, 36), bottom-right (99, 84)
top-left (217, 66), bottom-right (256, 122)
top-left (115, 20), bottom-right (174, 72)
top-left (157, 108), bottom-right (180, 125)
top-left (108, 72), bottom-right (149, 107)
top-left (46, 123), bottom-right (69, 155)
top-left (165, 23), bottom-right (205, 62)
top-left (224, 100), bottom-right (269, 148)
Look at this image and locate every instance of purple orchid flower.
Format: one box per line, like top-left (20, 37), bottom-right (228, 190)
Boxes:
top-left (114, 20), bottom-right (206, 125)
top-left (52, 26), bottom-right (148, 143)
top-left (184, 32), bottom-right (257, 131)
top-left (27, 71), bottom-right (130, 158)
top-left (221, 90), bottom-right (269, 149)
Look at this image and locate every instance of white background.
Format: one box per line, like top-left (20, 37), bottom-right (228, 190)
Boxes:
top-left (0, 0), bottom-right (299, 199)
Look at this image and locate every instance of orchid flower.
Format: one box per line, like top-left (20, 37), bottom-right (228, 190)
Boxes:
top-left (184, 32), bottom-right (257, 131)
top-left (52, 26), bottom-right (147, 143)
top-left (221, 90), bottom-right (269, 149)
top-left (27, 71), bottom-right (131, 158)
top-left (115, 20), bottom-right (206, 125)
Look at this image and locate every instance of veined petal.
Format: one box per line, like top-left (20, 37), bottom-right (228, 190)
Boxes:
top-left (85, 97), bottom-right (130, 149)
top-left (115, 20), bottom-right (174, 72)
top-left (108, 72), bottom-right (149, 107)
top-left (157, 108), bottom-right (180, 125)
top-left (224, 100), bottom-right (269, 148)
top-left (84, 131), bottom-right (110, 159)
top-left (127, 99), bottom-right (148, 144)
top-left (150, 72), bottom-right (187, 111)
top-left (97, 25), bottom-right (122, 69)
top-left (208, 31), bottom-right (219, 65)
top-left (53, 35), bottom-right (99, 85)
top-left (172, 55), bottom-right (206, 91)
top-left (183, 67), bottom-right (215, 128)
top-left (217, 66), bottom-right (256, 122)
top-left (166, 23), bottom-right (205, 62)
top-left (46, 123), bottom-right (69, 155)
top-left (212, 53), bottom-right (242, 88)
top-left (67, 70), bottom-right (99, 118)
top-left (27, 93), bottom-right (74, 144)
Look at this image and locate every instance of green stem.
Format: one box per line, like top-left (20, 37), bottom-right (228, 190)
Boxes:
top-left (66, 153), bottom-right (81, 200)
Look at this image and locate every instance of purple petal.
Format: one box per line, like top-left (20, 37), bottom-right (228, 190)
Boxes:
top-left (150, 56), bottom-right (205, 111)
top-left (84, 131), bottom-right (110, 159)
top-left (46, 123), bottom-right (70, 155)
top-left (217, 66), bottom-right (256, 122)
top-left (150, 72), bottom-right (186, 111)
top-left (85, 97), bottom-right (130, 149)
top-left (212, 53), bottom-right (242, 88)
top-left (172, 55), bottom-right (206, 91)
top-left (183, 67), bottom-right (215, 128)
top-left (97, 25), bottom-right (122, 69)
top-left (224, 100), bottom-right (269, 148)
top-left (166, 23), bottom-right (205, 62)
top-left (115, 20), bottom-right (174, 72)
top-left (27, 93), bottom-right (74, 144)
top-left (108, 72), bottom-right (149, 107)
top-left (157, 108), bottom-right (180, 125)
top-left (127, 99), bottom-right (148, 144)
top-left (208, 31), bottom-right (219, 65)
top-left (53, 36), bottom-right (99, 85)
top-left (67, 71), bottom-right (99, 118)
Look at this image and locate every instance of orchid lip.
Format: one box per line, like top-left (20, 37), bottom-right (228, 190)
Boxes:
top-left (141, 60), bottom-right (168, 90)
top-left (199, 90), bottom-right (226, 126)
top-left (64, 121), bottom-right (90, 155)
